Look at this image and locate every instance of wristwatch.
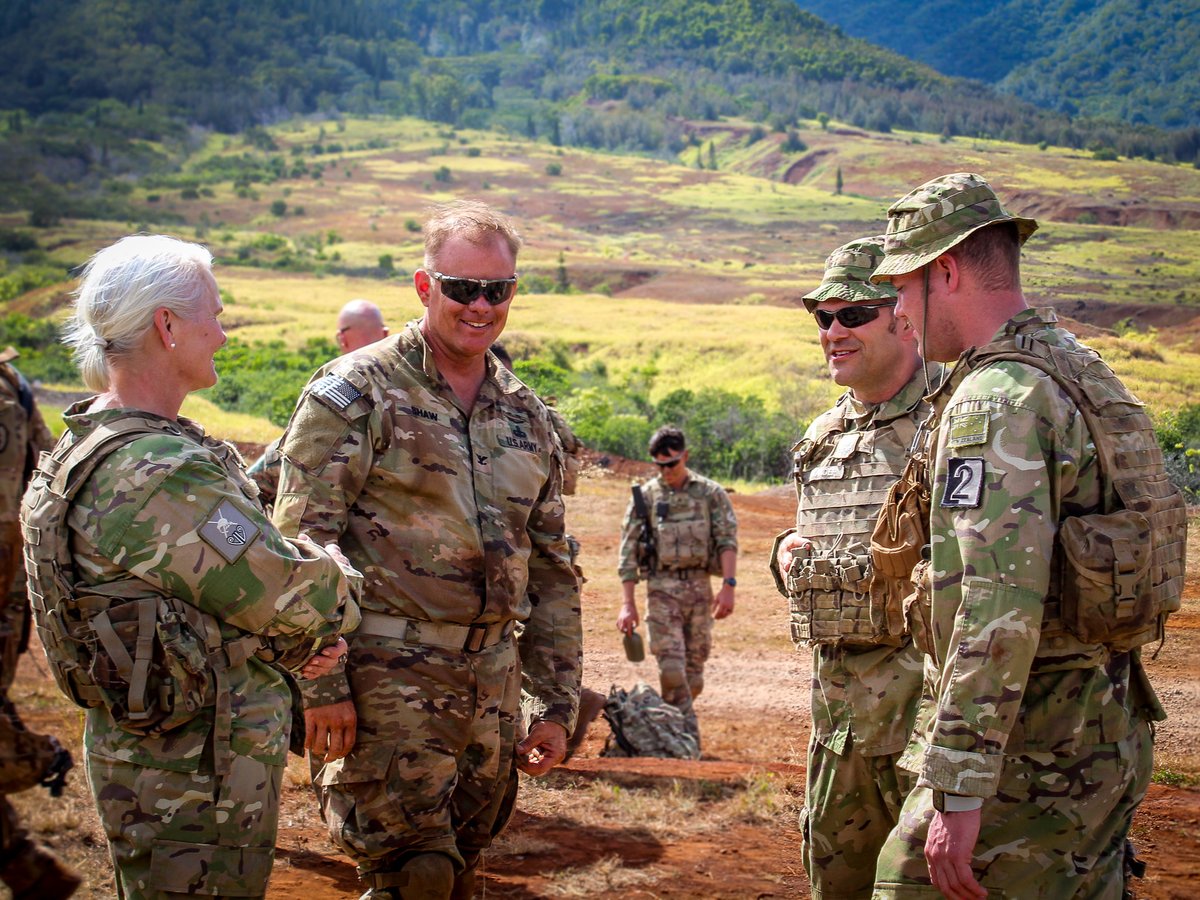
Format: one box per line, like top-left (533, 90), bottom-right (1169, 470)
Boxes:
top-left (932, 790), bottom-right (983, 813)
top-left (723, 577), bottom-right (737, 587)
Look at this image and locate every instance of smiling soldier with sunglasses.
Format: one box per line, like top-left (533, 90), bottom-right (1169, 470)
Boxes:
top-left (272, 200), bottom-right (582, 899)
top-left (769, 235), bottom-right (942, 898)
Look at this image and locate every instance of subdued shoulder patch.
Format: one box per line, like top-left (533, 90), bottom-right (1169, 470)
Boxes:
top-left (941, 457), bottom-right (985, 509)
top-left (309, 374), bottom-right (363, 411)
top-left (946, 412), bottom-right (989, 448)
top-left (199, 499), bottom-right (260, 564)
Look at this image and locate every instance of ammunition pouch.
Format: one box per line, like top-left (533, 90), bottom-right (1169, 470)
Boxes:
top-left (656, 518), bottom-right (710, 572)
top-left (785, 544), bottom-right (903, 647)
top-left (867, 452), bottom-right (931, 644)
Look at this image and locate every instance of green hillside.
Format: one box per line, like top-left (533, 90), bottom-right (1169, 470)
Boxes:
top-left (1, 0), bottom-right (1195, 189)
top-left (790, 0), bottom-right (1200, 130)
top-left (4, 113), bottom-right (1200, 485)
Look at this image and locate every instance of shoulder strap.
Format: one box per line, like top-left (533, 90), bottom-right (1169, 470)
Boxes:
top-left (966, 340), bottom-right (1115, 509)
top-left (46, 417), bottom-right (182, 503)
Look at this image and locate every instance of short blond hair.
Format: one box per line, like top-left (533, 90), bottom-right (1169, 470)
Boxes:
top-left (422, 200), bottom-right (522, 269)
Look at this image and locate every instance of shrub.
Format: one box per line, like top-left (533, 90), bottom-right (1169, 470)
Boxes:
top-left (545, 162), bottom-right (563, 176)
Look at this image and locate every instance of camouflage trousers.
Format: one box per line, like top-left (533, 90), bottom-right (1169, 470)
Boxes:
top-left (87, 749), bottom-right (282, 899)
top-left (0, 592), bottom-right (27, 695)
top-left (873, 719), bottom-right (1153, 899)
top-left (311, 632), bottom-right (520, 887)
top-left (803, 735), bottom-right (916, 899)
top-left (646, 573), bottom-right (712, 737)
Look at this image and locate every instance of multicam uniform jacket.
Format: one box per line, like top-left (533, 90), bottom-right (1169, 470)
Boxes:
top-left (901, 309), bottom-right (1165, 797)
top-left (51, 403), bottom-right (360, 770)
top-left (616, 472), bottom-right (738, 584)
top-left (273, 322), bottom-right (582, 732)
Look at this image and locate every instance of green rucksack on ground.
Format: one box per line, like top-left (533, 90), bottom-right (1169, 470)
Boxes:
top-left (601, 682), bottom-right (700, 760)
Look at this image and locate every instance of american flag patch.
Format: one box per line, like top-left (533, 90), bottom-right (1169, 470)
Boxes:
top-left (310, 374), bottom-right (363, 410)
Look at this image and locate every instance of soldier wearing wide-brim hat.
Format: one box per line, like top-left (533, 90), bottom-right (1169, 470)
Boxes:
top-left (869, 173), bottom-right (1181, 899)
top-left (774, 234), bottom-right (938, 896)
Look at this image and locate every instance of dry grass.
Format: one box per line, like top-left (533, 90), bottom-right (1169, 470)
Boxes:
top-left (508, 767), bottom-right (798, 843)
top-left (541, 854), bottom-right (671, 897)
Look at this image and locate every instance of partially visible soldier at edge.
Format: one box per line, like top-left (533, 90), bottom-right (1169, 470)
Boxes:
top-left (249, 298), bottom-right (390, 510)
top-left (272, 200), bottom-right (582, 898)
top-left (769, 237), bottom-right (940, 898)
top-left (491, 341), bottom-right (605, 759)
top-left (616, 426), bottom-right (738, 747)
top-left (868, 173), bottom-right (1186, 898)
top-left (0, 348), bottom-right (80, 898)
top-left (20, 234), bottom-right (361, 899)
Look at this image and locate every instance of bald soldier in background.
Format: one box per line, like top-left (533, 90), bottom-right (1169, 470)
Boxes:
top-left (770, 238), bottom-right (940, 898)
top-left (869, 173), bottom-right (1185, 898)
top-left (274, 200), bottom-right (581, 899)
top-left (249, 299), bottom-right (389, 510)
top-left (0, 348), bottom-right (80, 898)
top-left (335, 299), bottom-right (389, 355)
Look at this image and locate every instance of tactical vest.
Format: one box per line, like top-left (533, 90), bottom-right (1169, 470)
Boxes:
top-left (648, 480), bottom-right (715, 573)
top-left (969, 332), bottom-right (1187, 652)
top-left (20, 415), bottom-right (264, 754)
top-left (788, 398), bottom-right (922, 646)
top-left (872, 330), bottom-right (1187, 655)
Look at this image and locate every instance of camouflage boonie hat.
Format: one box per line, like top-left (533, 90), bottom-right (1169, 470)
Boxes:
top-left (801, 235), bottom-right (896, 312)
top-left (871, 172), bottom-right (1038, 282)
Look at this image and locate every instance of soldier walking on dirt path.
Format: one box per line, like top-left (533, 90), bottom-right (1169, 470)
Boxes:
top-left (273, 200), bottom-right (582, 899)
top-left (0, 348), bottom-right (80, 899)
top-left (770, 236), bottom-right (940, 898)
top-left (869, 173), bottom-right (1185, 898)
top-left (616, 426), bottom-right (738, 746)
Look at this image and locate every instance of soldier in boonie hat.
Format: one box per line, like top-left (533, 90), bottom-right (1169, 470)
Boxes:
top-left (871, 172), bottom-right (1038, 283)
top-left (802, 235), bottom-right (896, 313)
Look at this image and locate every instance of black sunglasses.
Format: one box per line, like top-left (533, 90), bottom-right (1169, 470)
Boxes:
top-left (814, 301), bottom-right (896, 330)
top-left (430, 271), bottom-right (517, 306)
top-left (654, 456), bottom-right (684, 469)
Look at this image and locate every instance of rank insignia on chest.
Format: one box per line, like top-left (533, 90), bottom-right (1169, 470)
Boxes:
top-left (199, 499), bottom-right (260, 563)
top-left (831, 432), bottom-right (859, 460)
top-left (941, 457), bottom-right (985, 509)
top-left (946, 411), bottom-right (989, 448)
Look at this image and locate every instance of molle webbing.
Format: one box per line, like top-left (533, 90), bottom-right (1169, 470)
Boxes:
top-left (790, 408), bottom-right (916, 646)
top-left (967, 334), bottom-right (1187, 644)
top-left (22, 416), bottom-right (264, 774)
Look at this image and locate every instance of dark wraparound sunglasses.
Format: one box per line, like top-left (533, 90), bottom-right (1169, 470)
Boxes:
top-left (431, 271), bottom-right (517, 306)
top-left (814, 301), bottom-right (896, 330)
top-left (655, 456), bottom-right (684, 469)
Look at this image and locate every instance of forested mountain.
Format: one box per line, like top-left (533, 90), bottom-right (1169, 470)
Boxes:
top-left (1, 0), bottom-right (1198, 223)
top-left (789, 0), bottom-right (1200, 129)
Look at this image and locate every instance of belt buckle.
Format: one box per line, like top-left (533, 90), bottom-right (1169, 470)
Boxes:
top-left (463, 623), bottom-right (489, 653)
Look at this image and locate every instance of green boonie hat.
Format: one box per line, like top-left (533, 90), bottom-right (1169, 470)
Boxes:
top-left (801, 235), bottom-right (896, 313)
top-left (871, 172), bottom-right (1038, 282)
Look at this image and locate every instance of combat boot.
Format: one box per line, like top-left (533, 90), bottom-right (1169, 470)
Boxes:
top-left (563, 688), bottom-right (607, 761)
top-left (0, 838), bottom-right (82, 900)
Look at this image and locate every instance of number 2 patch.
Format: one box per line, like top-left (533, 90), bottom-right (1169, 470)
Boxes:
top-left (941, 457), bottom-right (985, 508)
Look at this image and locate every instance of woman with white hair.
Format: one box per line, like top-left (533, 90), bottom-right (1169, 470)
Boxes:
top-left (20, 234), bottom-right (360, 899)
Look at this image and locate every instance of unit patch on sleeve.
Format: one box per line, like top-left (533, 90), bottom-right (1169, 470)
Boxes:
top-left (199, 499), bottom-right (260, 564)
top-left (946, 411), bottom-right (989, 448)
top-left (941, 457), bottom-right (985, 508)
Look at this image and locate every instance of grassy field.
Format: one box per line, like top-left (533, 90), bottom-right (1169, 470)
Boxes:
top-left (6, 113), bottom-right (1200, 446)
